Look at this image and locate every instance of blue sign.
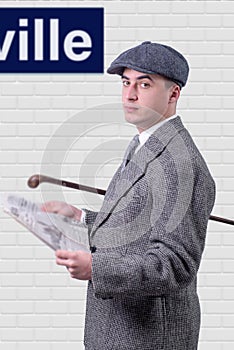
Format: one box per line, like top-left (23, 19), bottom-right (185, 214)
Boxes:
top-left (0, 8), bottom-right (104, 73)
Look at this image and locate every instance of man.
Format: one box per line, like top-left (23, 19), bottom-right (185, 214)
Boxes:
top-left (42, 42), bottom-right (216, 349)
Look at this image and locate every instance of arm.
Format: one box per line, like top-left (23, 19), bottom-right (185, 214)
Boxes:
top-left (41, 201), bottom-right (83, 221)
top-left (41, 201), bottom-right (98, 224)
top-left (91, 157), bottom-right (216, 298)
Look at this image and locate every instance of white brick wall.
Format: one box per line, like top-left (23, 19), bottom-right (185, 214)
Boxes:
top-left (0, 1), bottom-right (234, 349)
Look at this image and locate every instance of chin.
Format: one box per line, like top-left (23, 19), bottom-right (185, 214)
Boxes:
top-left (124, 112), bottom-right (140, 125)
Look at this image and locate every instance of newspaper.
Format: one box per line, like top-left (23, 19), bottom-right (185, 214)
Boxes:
top-left (1, 194), bottom-right (90, 252)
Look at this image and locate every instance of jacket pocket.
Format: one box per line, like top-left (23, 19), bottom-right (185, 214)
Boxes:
top-left (105, 295), bottom-right (167, 350)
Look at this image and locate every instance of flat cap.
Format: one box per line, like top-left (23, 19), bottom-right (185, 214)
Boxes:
top-left (107, 41), bottom-right (189, 88)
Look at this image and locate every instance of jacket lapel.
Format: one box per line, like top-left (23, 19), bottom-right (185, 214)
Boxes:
top-left (91, 116), bottom-right (185, 232)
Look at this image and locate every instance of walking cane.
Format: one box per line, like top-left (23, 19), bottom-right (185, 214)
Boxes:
top-left (27, 174), bottom-right (234, 227)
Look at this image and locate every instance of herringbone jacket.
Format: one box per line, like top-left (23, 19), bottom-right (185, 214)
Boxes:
top-left (84, 116), bottom-right (216, 350)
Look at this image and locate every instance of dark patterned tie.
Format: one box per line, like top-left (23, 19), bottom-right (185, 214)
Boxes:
top-left (122, 134), bottom-right (140, 170)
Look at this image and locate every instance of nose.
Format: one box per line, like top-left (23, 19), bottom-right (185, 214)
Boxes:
top-left (126, 84), bottom-right (138, 101)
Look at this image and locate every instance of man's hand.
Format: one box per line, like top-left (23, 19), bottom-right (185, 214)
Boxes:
top-left (56, 250), bottom-right (92, 281)
top-left (41, 201), bottom-right (82, 221)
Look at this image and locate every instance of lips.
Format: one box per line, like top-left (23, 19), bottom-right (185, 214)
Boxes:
top-left (123, 104), bottom-right (139, 113)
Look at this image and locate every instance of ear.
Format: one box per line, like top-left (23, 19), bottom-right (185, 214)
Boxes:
top-left (169, 85), bottom-right (180, 103)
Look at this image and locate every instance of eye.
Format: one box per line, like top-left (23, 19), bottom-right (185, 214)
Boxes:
top-left (140, 82), bottom-right (150, 88)
top-left (122, 80), bottom-right (130, 87)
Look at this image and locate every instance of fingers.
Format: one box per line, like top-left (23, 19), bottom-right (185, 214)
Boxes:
top-left (56, 250), bottom-right (80, 278)
top-left (55, 250), bottom-right (92, 280)
top-left (56, 249), bottom-right (76, 259)
top-left (40, 201), bottom-right (75, 217)
top-left (40, 201), bottom-right (82, 221)
top-left (41, 201), bottom-right (63, 213)
top-left (55, 250), bottom-right (76, 267)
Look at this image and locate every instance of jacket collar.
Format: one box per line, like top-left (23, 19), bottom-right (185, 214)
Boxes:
top-left (91, 116), bottom-right (185, 232)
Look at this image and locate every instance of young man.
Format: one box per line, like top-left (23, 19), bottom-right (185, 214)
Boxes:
top-left (42, 42), bottom-right (216, 349)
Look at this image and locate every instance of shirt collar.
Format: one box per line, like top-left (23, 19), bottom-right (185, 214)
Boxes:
top-left (138, 114), bottom-right (178, 148)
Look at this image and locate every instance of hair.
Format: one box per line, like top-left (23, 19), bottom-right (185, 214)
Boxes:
top-left (164, 78), bottom-right (181, 90)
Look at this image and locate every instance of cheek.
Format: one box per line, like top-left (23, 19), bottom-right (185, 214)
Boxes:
top-left (149, 94), bottom-right (168, 113)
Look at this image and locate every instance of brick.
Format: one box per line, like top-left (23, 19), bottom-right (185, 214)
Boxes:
top-left (172, 28), bottom-right (205, 41)
top-left (0, 97), bottom-right (17, 108)
top-left (171, 1), bottom-right (205, 14)
top-left (17, 260), bottom-right (51, 273)
top-left (188, 123), bottom-right (221, 136)
top-left (203, 246), bottom-right (234, 260)
top-left (51, 314), bottom-right (84, 327)
top-left (138, 2), bottom-right (170, 14)
top-left (210, 165), bottom-right (234, 178)
top-left (104, 2), bottom-right (138, 14)
top-left (0, 137), bottom-right (34, 150)
top-left (0, 260), bottom-right (17, 272)
top-left (35, 110), bottom-right (69, 123)
top-left (223, 43), bottom-right (234, 54)
top-left (0, 124), bottom-right (17, 136)
top-left (50, 96), bottom-right (85, 110)
top-left (203, 300), bottom-right (234, 314)
top-left (189, 69), bottom-right (222, 82)
top-left (223, 69), bottom-right (234, 82)
top-left (202, 327), bottom-right (234, 341)
top-left (0, 301), bottom-right (34, 314)
top-left (199, 287), bottom-right (222, 300)
top-left (206, 29), bottom-right (234, 41)
top-left (223, 15), bottom-right (234, 27)
top-left (136, 28), bottom-right (171, 41)
top-left (18, 343), bottom-right (50, 350)
top-left (0, 315), bottom-right (17, 327)
top-left (0, 288), bottom-right (17, 300)
top-left (199, 259), bottom-right (222, 273)
top-left (201, 315), bottom-right (222, 327)
top-left (1, 273), bottom-right (34, 287)
top-left (51, 344), bottom-right (82, 350)
top-left (35, 83), bottom-right (69, 96)
top-left (154, 15), bottom-right (187, 27)
top-left (201, 151), bottom-right (222, 164)
top-left (18, 97), bottom-right (51, 109)
top-left (188, 15), bottom-right (221, 27)
top-left (69, 83), bottom-right (103, 96)
top-left (206, 137), bottom-right (234, 150)
top-left (1, 328), bottom-right (34, 341)
top-left (206, 84), bottom-right (234, 96)
top-left (18, 315), bottom-right (51, 327)
top-left (205, 2), bottom-right (234, 14)
top-left (0, 110), bottom-right (34, 123)
top-left (188, 96), bottom-right (222, 109)
top-left (107, 28), bottom-right (136, 41)
top-left (120, 15), bottom-right (153, 27)
top-left (223, 97), bottom-right (234, 109)
top-left (205, 56), bottom-right (234, 68)
top-left (35, 301), bottom-right (68, 314)
top-left (17, 287), bottom-right (51, 300)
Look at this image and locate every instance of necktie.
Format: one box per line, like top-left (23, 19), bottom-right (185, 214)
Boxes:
top-left (122, 134), bottom-right (140, 169)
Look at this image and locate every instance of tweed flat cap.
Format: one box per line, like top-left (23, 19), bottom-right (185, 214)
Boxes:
top-left (107, 41), bottom-right (189, 88)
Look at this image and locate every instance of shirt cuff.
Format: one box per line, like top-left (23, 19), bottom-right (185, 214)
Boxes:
top-left (80, 209), bottom-right (87, 225)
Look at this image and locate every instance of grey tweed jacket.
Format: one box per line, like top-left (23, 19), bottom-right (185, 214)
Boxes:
top-left (84, 116), bottom-right (216, 350)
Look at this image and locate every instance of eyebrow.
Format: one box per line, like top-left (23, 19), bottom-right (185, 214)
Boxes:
top-left (121, 74), bottom-right (154, 82)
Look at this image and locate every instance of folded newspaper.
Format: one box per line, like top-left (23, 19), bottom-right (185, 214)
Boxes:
top-left (1, 194), bottom-right (90, 252)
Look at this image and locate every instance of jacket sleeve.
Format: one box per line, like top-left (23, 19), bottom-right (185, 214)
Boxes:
top-left (83, 209), bottom-right (98, 226)
top-left (91, 156), bottom-right (216, 299)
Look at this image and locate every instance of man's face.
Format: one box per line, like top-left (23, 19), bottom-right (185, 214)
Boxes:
top-left (121, 68), bottom-right (178, 132)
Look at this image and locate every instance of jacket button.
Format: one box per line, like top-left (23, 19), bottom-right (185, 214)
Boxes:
top-left (102, 297), bottom-right (113, 300)
top-left (90, 246), bottom-right (97, 253)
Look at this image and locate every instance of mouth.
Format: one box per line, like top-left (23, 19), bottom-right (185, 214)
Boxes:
top-left (123, 104), bottom-right (139, 113)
